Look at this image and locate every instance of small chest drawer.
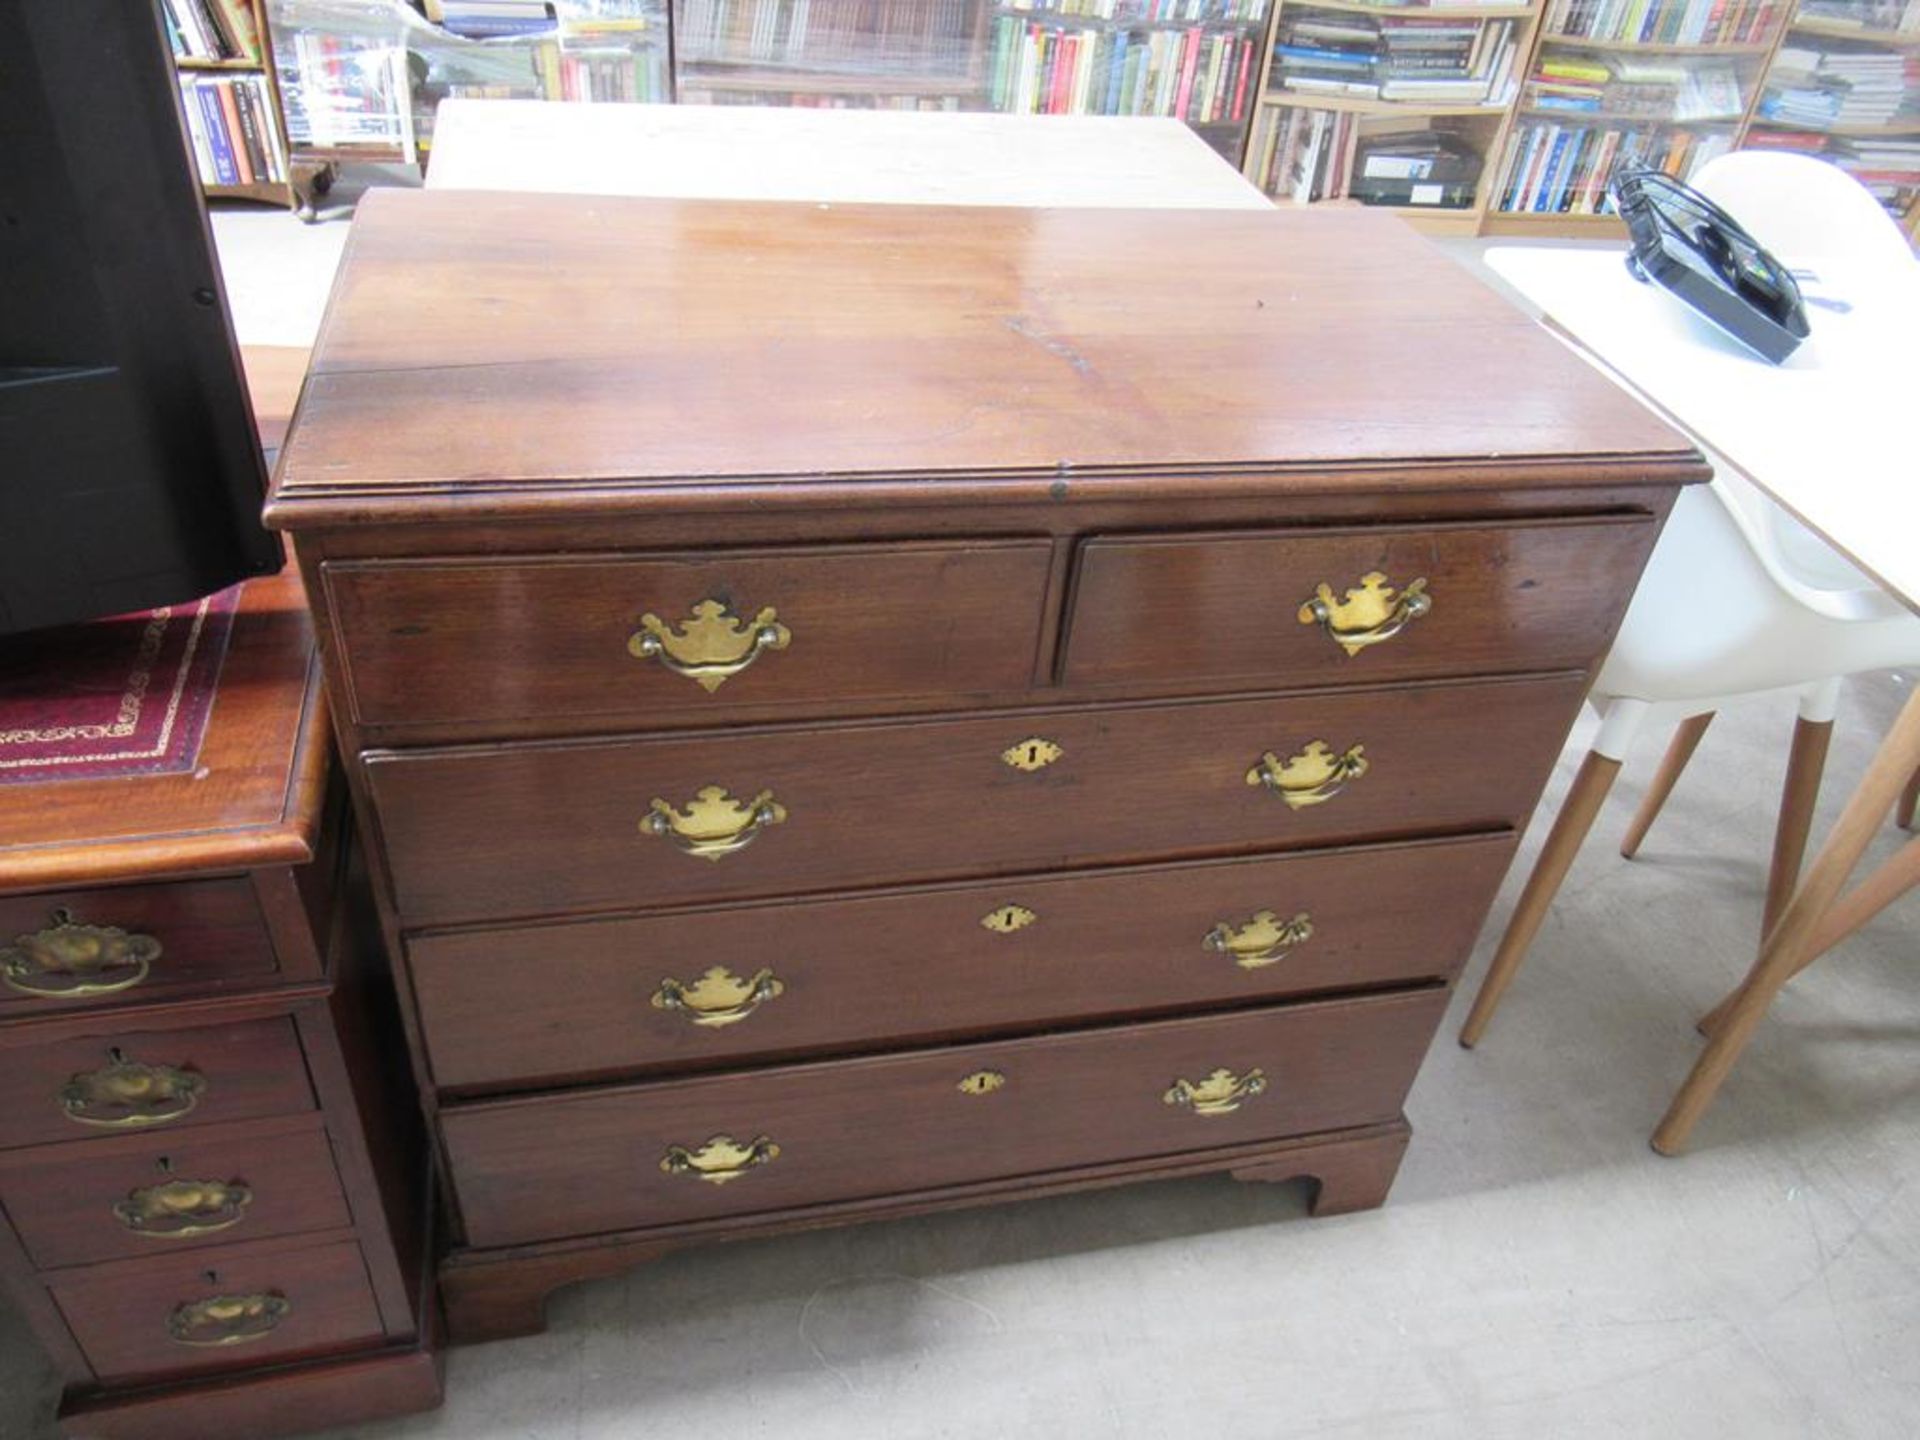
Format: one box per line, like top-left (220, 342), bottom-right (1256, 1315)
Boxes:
top-left (0, 1115), bottom-right (350, 1270)
top-left (323, 539), bottom-right (1053, 730)
top-left (0, 880), bottom-right (278, 1018)
top-left (441, 987), bottom-right (1447, 1247)
top-left (411, 833), bottom-right (1513, 1092)
top-left (370, 674), bottom-right (1582, 927)
top-left (0, 1018), bottom-right (314, 1152)
top-left (47, 1236), bottom-right (385, 1385)
top-left (1062, 516), bottom-right (1655, 691)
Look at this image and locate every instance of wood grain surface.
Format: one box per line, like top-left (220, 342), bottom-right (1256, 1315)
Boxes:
top-left (268, 192), bottom-right (1697, 525)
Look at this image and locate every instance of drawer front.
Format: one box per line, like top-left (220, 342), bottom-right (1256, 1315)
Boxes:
top-left (412, 834), bottom-right (1513, 1091)
top-left (48, 1238), bottom-right (384, 1385)
top-left (0, 880), bottom-right (278, 1018)
top-left (1063, 517), bottom-right (1655, 691)
top-left (1, 1116), bottom-right (350, 1269)
top-left (324, 540), bottom-right (1053, 728)
top-left (0, 1019), bottom-right (314, 1152)
top-left (442, 988), bottom-right (1447, 1247)
top-left (370, 674), bottom-right (1583, 926)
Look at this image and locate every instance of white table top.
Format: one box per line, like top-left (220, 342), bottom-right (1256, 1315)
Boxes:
top-left (423, 100), bottom-right (1270, 210)
top-left (1486, 243), bottom-right (1920, 612)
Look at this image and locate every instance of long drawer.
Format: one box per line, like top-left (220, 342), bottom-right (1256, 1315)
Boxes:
top-left (440, 988), bottom-right (1448, 1247)
top-left (369, 674), bottom-right (1583, 926)
top-left (1062, 515), bottom-right (1654, 691)
top-left (410, 833), bottom-right (1513, 1091)
top-left (323, 539), bottom-right (1054, 728)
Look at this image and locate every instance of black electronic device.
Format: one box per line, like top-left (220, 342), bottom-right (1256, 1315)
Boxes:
top-left (1610, 163), bottom-right (1812, 364)
top-left (0, 0), bottom-right (281, 636)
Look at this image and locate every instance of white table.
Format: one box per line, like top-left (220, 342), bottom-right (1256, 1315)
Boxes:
top-left (424, 100), bottom-right (1270, 210)
top-left (1487, 242), bottom-right (1920, 1153)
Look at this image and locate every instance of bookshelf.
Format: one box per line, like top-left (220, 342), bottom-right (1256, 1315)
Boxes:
top-left (1744, 1), bottom-right (1920, 228)
top-left (1240, 0), bottom-right (1540, 233)
top-left (162, 0), bottom-right (297, 208)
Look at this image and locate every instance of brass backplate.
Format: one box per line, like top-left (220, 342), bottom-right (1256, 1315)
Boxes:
top-left (957, 1070), bottom-right (1007, 1095)
top-left (980, 904), bottom-right (1037, 934)
top-left (1001, 738), bottom-right (1063, 772)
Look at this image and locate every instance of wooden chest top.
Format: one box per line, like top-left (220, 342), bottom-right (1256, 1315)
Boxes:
top-left (267, 190), bottom-right (1698, 526)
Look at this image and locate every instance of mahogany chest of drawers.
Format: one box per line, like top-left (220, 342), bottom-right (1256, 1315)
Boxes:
top-left (0, 570), bottom-right (439, 1437)
top-left (266, 190), bottom-right (1702, 1342)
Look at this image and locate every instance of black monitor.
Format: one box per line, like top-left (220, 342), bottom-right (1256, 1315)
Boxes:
top-left (0, 0), bottom-right (282, 636)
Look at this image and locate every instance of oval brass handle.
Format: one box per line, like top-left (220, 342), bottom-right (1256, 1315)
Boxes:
top-left (3, 908), bottom-right (160, 999)
top-left (167, 1292), bottom-right (289, 1347)
top-left (628, 599), bottom-right (791, 692)
top-left (1246, 741), bottom-right (1368, 810)
top-left (660, 1133), bottom-right (780, 1186)
top-left (60, 1051), bottom-right (206, 1130)
top-left (1299, 572), bottom-right (1431, 657)
top-left (115, 1178), bottom-right (253, 1239)
top-left (1164, 1067), bottom-right (1267, 1117)
top-left (641, 785), bottom-right (787, 861)
top-left (1204, 910), bottom-right (1314, 970)
top-left (652, 966), bottom-right (784, 1028)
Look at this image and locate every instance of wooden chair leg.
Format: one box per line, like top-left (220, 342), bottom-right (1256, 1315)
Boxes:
top-left (1620, 713), bottom-right (1713, 859)
top-left (1459, 751), bottom-right (1622, 1049)
top-left (1899, 767), bottom-right (1920, 830)
top-left (1763, 715), bottom-right (1834, 937)
top-left (1655, 689), bottom-right (1920, 1155)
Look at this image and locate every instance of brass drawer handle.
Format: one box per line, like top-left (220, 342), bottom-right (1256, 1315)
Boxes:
top-left (660, 1133), bottom-right (780, 1186)
top-left (1246, 741), bottom-right (1368, 810)
top-left (1164, 1067), bottom-right (1267, 1117)
top-left (115, 1177), bottom-right (253, 1239)
top-left (1204, 910), bottom-right (1314, 970)
top-left (628, 599), bottom-right (791, 692)
top-left (60, 1049), bottom-right (205, 1129)
top-left (3, 908), bottom-right (160, 999)
top-left (641, 786), bottom-right (787, 861)
top-left (1299, 572), bottom-right (1431, 657)
top-left (652, 966), bottom-right (784, 1028)
top-left (167, 1292), bottom-right (289, 1347)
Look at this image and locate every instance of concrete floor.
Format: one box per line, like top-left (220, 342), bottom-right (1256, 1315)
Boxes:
top-left (2, 187), bottom-right (1916, 1440)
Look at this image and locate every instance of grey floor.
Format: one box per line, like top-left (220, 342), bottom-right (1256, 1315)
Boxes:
top-left (2, 191), bottom-right (1915, 1440)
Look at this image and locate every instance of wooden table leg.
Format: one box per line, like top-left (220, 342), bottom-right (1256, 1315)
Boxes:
top-left (1653, 688), bottom-right (1920, 1156)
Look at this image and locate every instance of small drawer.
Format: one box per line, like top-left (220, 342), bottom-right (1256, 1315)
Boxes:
top-left (47, 1236), bottom-right (384, 1386)
top-left (0, 1018), bottom-right (314, 1152)
top-left (411, 833), bottom-right (1515, 1092)
top-left (441, 987), bottom-right (1448, 1247)
top-left (1062, 516), bottom-right (1656, 691)
top-left (322, 539), bottom-right (1053, 729)
top-left (369, 673), bottom-right (1583, 927)
top-left (0, 880), bottom-right (279, 1018)
top-left (0, 1115), bottom-right (350, 1269)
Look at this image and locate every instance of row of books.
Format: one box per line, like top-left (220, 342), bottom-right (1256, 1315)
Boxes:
top-left (997, 0), bottom-right (1269, 25)
top-left (425, 1), bottom-right (561, 40)
top-left (989, 19), bottom-right (1258, 120)
top-left (177, 73), bottom-right (288, 188)
top-left (276, 30), bottom-right (412, 149)
top-left (1540, 0), bottom-right (1780, 46)
top-left (1795, 0), bottom-right (1920, 34)
top-left (1745, 126), bottom-right (1920, 213)
top-left (1247, 107), bottom-right (1484, 205)
top-left (1526, 55), bottom-right (1745, 118)
top-left (532, 41), bottom-right (672, 97)
top-left (676, 0), bottom-right (977, 69)
top-left (1492, 117), bottom-right (1731, 211)
top-left (1272, 9), bottom-right (1517, 105)
top-left (1760, 45), bottom-right (1918, 127)
top-left (162, 0), bottom-right (262, 63)
top-left (682, 86), bottom-right (967, 104)
top-left (1248, 103), bottom-right (1362, 200)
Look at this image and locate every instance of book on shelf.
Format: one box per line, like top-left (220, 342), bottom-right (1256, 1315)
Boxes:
top-left (1493, 115), bottom-right (1731, 212)
top-left (1349, 122), bottom-right (1481, 204)
top-left (162, 0), bottom-right (264, 63)
top-left (677, 0), bottom-right (979, 75)
top-left (177, 72), bottom-right (288, 187)
top-left (1795, 0), bottom-right (1920, 34)
top-left (1272, 7), bottom-right (1518, 105)
top-left (426, 1), bottom-right (561, 38)
top-left (1541, 0), bottom-right (1781, 46)
top-left (990, 15), bottom-right (1261, 121)
top-left (681, 86), bottom-right (969, 105)
top-left (998, 0), bottom-right (1268, 23)
top-left (276, 28), bottom-right (415, 150)
top-left (1524, 55), bottom-right (1745, 118)
top-left (1760, 44), bottom-right (1919, 128)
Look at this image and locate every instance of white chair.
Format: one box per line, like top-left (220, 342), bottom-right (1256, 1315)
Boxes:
top-left (1459, 152), bottom-right (1920, 1049)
